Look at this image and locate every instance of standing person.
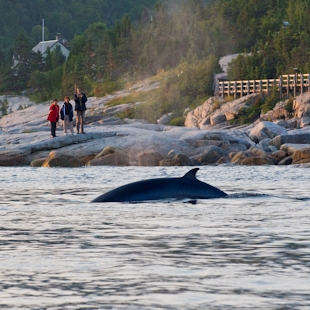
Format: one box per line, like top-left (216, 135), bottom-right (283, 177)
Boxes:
top-left (47, 99), bottom-right (60, 138)
top-left (74, 87), bottom-right (87, 134)
top-left (61, 96), bottom-right (75, 135)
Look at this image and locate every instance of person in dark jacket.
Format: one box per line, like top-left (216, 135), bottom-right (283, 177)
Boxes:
top-left (61, 96), bottom-right (75, 135)
top-left (47, 99), bottom-right (60, 138)
top-left (74, 87), bottom-right (87, 134)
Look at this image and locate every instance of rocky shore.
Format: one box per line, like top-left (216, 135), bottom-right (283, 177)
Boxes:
top-left (1, 89), bottom-right (310, 168)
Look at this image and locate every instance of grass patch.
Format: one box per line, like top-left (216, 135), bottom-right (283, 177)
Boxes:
top-left (211, 99), bottom-right (224, 112)
top-left (106, 90), bottom-right (153, 107)
top-left (22, 129), bottom-right (34, 133)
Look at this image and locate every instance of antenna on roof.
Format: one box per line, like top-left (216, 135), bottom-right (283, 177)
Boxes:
top-left (42, 19), bottom-right (44, 54)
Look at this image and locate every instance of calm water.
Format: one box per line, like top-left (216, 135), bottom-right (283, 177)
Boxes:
top-left (0, 165), bottom-right (309, 309)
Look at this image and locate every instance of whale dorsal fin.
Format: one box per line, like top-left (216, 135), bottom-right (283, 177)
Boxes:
top-left (182, 168), bottom-right (199, 180)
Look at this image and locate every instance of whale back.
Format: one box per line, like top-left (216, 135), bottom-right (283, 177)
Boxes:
top-left (92, 168), bottom-right (226, 202)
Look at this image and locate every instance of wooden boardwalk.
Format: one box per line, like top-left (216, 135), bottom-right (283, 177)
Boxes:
top-left (218, 74), bottom-right (310, 98)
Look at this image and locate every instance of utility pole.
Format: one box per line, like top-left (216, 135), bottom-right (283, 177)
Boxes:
top-left (42, 19), bottom-right (45, 55)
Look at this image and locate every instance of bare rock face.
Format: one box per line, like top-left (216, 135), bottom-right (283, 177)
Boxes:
top-left (248, 121), bottom-right (288, 143)
top-left (137, 150), bottom-right (164, 166)
top-left (293, 92), bottom-right (310, 118)
top-left (42, 153), bottom-right (83, 167)
top-left (185, 94), bottom-right (260, 129)
top-left (260, 101), bottom-right (289, 122)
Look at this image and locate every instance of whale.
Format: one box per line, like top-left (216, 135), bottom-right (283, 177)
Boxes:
top-left (92, 168), bottom-right (227, 203)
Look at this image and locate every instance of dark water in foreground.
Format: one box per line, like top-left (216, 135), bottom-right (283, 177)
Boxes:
top-left (0, 166), bottom-right (309, 309)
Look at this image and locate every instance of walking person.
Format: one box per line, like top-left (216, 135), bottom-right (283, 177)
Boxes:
top-left (61, 96), bottom-right (75, 135)
top-left (47, 99), bottom-right (60, 138)
top-left (74, 87), bottom-right (87, 134)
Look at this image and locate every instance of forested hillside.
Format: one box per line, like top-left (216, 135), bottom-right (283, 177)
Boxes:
top-left (1, 0), bottom-right (310, 123)
top-left (0, 0), bottom-right (161, 51)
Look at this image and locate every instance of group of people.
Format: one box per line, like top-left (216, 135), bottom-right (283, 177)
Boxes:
top-left (47, 87), bottom-right (87, 138)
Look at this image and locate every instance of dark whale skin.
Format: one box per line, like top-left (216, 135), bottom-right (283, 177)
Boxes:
top-left (92, 168), bottom-right (227, 203)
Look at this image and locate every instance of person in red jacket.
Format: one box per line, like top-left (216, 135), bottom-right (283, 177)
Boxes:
top-left (47, 99), bottom-right (60, 138)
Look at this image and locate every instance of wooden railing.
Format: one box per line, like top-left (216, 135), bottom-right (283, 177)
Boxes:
top-left (218, 74), bottom-right (310, 98)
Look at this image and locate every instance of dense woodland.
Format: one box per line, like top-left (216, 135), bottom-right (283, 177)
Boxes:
top-left (1, 0), bottom-right (310, 123)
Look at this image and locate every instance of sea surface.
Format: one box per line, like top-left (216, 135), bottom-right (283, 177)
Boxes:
top-left (0, 165), bottom-right (309, 309)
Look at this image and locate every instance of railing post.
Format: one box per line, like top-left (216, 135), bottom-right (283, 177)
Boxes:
top-left (279, 75), bottom-right (283, 99)
top-left (259, 80), bottom-right (262, 95)
top-left (247, 80), bottom-right (250, 95)
top-left (234, 81), bottom-right (237, 99)
top-left (301, 73), bottom-right (304, 94)
top-left (287, 75), bottom-right (290, 98)
top-left (228, 81), bottom-right (230, 97)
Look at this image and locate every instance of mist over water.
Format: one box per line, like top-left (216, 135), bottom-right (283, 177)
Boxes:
top-left (0, 166), bottom-right (309, 309)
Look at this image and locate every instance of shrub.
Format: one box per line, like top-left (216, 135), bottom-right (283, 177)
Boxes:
top-left (260, 89), bottom-right (279, 113)
top-left (284, 98), bottom-right (294, 114)
top-left (170, 117), bottom-right (185, 126)
top-left (93, 79), bottom-right (124, 97)
top-left (116, 107), bottom-right (135, 119)
top-left (0, 99), bottom-right (9, 115)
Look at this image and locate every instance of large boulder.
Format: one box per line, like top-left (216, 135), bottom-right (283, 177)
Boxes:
top-left (193, 145), bottom-right (228, 165)
top-left (30, 158), bottom-right (46, 167)
top-left (160, 150), bottom-right (194, 166)
top-left (42, 153), bottom-right (83, 167)
top-left (291, 146), bottom-right (310, 164)
top-left (280, 143), bottom-right (310, 156)
top-left (269, 133), bottom-right (310, 149)
top-left (278, 156), bottom-right (293, 165)
top-left (137, 150), bottom-right (164, 166)
top-left (240, 156), bottom-right (274, 165)
top-left (0, 150), bottom-right (30, 166)
top-left (230, 151), bottom-right (274, 165)
top-left (270, 150), bottom-right (287, 162)
top-left (248, 146), bottom-right (270, 157)
top-left (231, 151), bottom-right (253, 165)
top-left (87, 153), bottom-right (130, 166)
top-left (248, 121), bottom-right (288, 143)
top-left (95, 146), bottom-right (126, 159)
top-left (157, 113), bottom-right (173, 125)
